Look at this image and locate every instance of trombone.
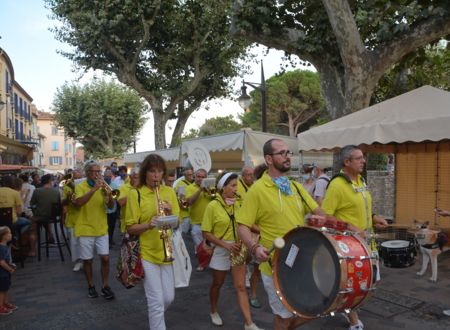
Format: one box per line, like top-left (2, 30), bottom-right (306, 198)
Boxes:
top-left (96, 175), bottom-right (120, 199)
top-left (59, 173), bottom-right (74, 189)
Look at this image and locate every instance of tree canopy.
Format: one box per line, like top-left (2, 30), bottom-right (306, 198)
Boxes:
top-left (231, 0), bottom-right (450, 120)
top-left (182, 115), bottom-right (242, 139)
top-left (241, 70), bottom-right (325, 136)
top-left (373, 42), bottom-right (450, 102)
top-left (52, 80), bottom-right (147, 158)
top-left (46, 0), bottom-right (251, 149)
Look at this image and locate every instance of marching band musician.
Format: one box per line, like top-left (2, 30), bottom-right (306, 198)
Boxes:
top-left (185, 168), bottom-right (211, 271)
top-left (117, 168), bottom-right (139, 235)
top-left (237, 138), bottom-right (326, 330)
top-left (73, 161), bottom-right (115, 300)
top-left (322, 145), bottom-right (388, 330)
top-left (61, 169), bottom-right (83, 272)
top-left (201, 172), bottom-right (263, 330)
top-left (126, 154), bottom-right (180, 330)
top-left (174, 166), bottom-right (194, 235)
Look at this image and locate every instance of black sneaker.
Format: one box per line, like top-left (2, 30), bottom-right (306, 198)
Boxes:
top-left (101, 286), bottom-right (115, 300)
top-left (88, 286), bottom-right (98, 298)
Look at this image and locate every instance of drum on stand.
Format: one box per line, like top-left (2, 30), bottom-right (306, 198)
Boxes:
top-left (273, 227), bottom-right (378, 318)
top-left (379, 240), bottom-right (416, 268)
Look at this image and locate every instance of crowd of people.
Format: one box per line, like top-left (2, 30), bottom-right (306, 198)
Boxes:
top-left (0, 139), bottom-right (447, 329)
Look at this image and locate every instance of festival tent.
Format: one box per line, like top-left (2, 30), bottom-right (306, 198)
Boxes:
top-left (297, 85), bottom-right (450, 228)
top-left (124, 129), bottom-right (333, 173)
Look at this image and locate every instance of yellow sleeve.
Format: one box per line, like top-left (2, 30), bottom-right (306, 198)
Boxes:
top-left (236, 188), bottom-right (258, 227)
top-left (167, 188), bottom-right (180, 218)
top-left (14, 191), bottom-right (23, 207)
top-left (125, 189), bottom-right (142, 226)
top-left (322, 180), bottom-right (341, 216)
top-left (201, 202), bottom-right (215, 233)
top-left (293, 182), bottom-right (318, 213)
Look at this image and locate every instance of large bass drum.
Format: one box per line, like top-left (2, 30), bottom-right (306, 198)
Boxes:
top-left (273, 226), bottom-right (378, 318)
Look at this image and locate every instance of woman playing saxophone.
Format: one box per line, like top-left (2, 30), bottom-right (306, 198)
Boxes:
top-left (201, 172), bottom-right (263, 330)
top-left (126, 154), bottom-right (179, 330)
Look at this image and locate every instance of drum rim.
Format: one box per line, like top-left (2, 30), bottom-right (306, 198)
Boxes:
top-left (272, 226), bottom-right (341, 318)
top-left (381, 239), bottom-right (410, 248)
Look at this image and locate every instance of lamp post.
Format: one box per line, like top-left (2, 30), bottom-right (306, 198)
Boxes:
top-left (237, 61), bottom-right (267, 132)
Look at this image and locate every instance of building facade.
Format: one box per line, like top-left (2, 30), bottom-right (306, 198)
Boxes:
top-left (0, 48), bottom-right (35, 166)
top-left (36, 110), bottom-right (76, 172)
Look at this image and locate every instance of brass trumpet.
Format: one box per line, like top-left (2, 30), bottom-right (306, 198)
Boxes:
top-left (154, 182), bottom-right (174, 262)
top-left (96, 176), bottom-right (120, 199)
top-left (201, 178), bottom-right (217, 199)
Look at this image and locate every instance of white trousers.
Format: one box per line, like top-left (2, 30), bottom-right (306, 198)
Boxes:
top-left (142, 259), bottom-right (175, 330)
top-left (191, 224), bottom-right (203, 251)
top-left (180, 217), bottom-right (191, 234)
top-left (67, 228), bottom-right (80, 262)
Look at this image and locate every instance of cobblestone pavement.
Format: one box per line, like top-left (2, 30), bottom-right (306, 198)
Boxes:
top-left (2, 232), bottom-right (450, 330)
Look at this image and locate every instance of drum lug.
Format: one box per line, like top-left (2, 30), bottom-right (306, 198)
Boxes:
top-left (361, 287), bottom-right (377, 292)
top-left (339, 256), bottom-right (355, 260)
top-left (338, 287), bottom-right (354, 294)
top-left (359, 255), bottom-right (377, 260)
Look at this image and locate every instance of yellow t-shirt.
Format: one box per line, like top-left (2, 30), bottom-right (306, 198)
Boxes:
top-left (186, 183), bottom-right (212, 225)
top-left (0, 187), bottom-right (22, 222)
top-left (63, 185), bottom-right (79, 228)
top-left (236, 177), bottom-right (251, 207)
top-left (322, 175), bottom-right (373, 231)
top-left (118, 182), bottom-right (134, 233)
top-left (201, 196), bottom-right (237, 241)
top-left (237, 172), bottom-right (318, 275)
top-left (125, 185), bottom-right (180, 265)
top-left (74, 181), bottom-right (108, 237)
top-left (174, 179), bottom-right (192, 220)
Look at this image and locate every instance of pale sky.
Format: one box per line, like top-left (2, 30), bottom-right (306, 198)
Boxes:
top-left (0, 0), bottom-right (310, 153)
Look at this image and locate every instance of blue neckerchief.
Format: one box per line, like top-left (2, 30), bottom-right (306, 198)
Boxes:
top-left (87, 179), bottom-right (96, 187)
top-left (273, 176), bottom-right (293, 196)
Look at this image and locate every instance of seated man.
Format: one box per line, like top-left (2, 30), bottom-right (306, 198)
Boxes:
top-left (29, 174), bottom-right (61, 256)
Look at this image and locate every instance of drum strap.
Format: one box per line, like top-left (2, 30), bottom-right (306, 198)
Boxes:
top-left (239, 178), bottom-right (249, 192)
top-left (215, 199), bottom-right (237, 241)
top-left (292, 182), bottom-right (313, 213)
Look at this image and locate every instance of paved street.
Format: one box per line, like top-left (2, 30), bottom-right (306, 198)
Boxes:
top-left (2, 232), bottom-right (450, 330)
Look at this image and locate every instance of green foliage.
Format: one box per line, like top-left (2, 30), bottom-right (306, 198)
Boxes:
top-left (366, 153), bottom-right (388, 171)
top-left (373, 42), bottom-right (450, 102)
top-left (240, 70), bottom-right (325, 136)
top-left (46, 0), bottom-right (252, 149)
top-left (52, 80), bottom-right (147, 158)
top-left (232, 1), bottom-right (450, 119)
top-left (182, 115), bottom-right (242, 140)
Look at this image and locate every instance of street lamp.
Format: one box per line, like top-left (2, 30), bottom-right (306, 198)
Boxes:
top-left (237, 61), bottom-right (267, 132)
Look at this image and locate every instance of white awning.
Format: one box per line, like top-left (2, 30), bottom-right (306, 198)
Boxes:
top-left (298, 86), bottom-right (450, 151)
top-left (123, 147), bottom-right (180, 164)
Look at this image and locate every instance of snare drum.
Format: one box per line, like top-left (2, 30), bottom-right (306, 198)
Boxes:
top-left (379, 240), bottom-right (415, 268)
top-left (273, 227), bottom-right (377, 318)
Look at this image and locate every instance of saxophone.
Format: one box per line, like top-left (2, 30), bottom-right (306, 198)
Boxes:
top-left (154, 182), bottom-right (174, 262)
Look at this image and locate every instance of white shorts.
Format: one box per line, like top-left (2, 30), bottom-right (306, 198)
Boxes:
top-left (262, 273), bottom-right (294, 318)
top-left (209, 241), bottom-right (233, 271)
top-left (78, 234), bottom-right (109, 260)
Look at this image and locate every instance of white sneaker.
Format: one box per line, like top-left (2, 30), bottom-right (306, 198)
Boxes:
top-left (210, 312), bottom-right (223, 326)
top-left (244, 323), bottom-right (264, 330)
top-left (348, 320), bottom-right (364, 330)
top-left (72, 261), bottom-right (83, 272)
top-left (444, 309), bottom-right (450, 316)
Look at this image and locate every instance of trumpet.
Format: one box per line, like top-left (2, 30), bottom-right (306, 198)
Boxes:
top-left (96, 176), bottom-right (120, 199)
top-left (176, 186), bottom-right (189, 209)
top-left (154, 182), bottom-right (174, 262)
top-left (201, 177), bottom-right (217, 199)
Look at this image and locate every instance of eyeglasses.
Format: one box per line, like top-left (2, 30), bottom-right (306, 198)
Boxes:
top-left (88, 170), bottom-right (101, 173)
top-left (269, 150), bottom-right (294, 158)
top-left (350, 156), bottom-right (365, 161)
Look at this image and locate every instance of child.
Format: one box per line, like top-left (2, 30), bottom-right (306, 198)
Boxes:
top-left (0, 226), bottom-right (17, 315)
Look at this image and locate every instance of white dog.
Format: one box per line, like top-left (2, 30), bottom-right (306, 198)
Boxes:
top-left (414, 221), bottom-right (450, 282)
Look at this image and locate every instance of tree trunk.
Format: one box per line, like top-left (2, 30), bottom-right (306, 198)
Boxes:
top-left (170, 114), bottom-right (190, 148)
top-left (153, 110), bottom-right (167, 150)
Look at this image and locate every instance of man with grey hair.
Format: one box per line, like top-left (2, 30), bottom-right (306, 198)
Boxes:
top-left (322, 145), bottom-right (388, 330)
top-left (73, 161), bottom-right (115, 300)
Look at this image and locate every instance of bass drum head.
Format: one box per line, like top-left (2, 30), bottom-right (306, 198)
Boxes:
top-left (274, 227), bottom-right (341, 317)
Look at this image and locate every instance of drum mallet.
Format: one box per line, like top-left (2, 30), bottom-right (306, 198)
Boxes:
top-left (268, 237), bottom-right (286, 254)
